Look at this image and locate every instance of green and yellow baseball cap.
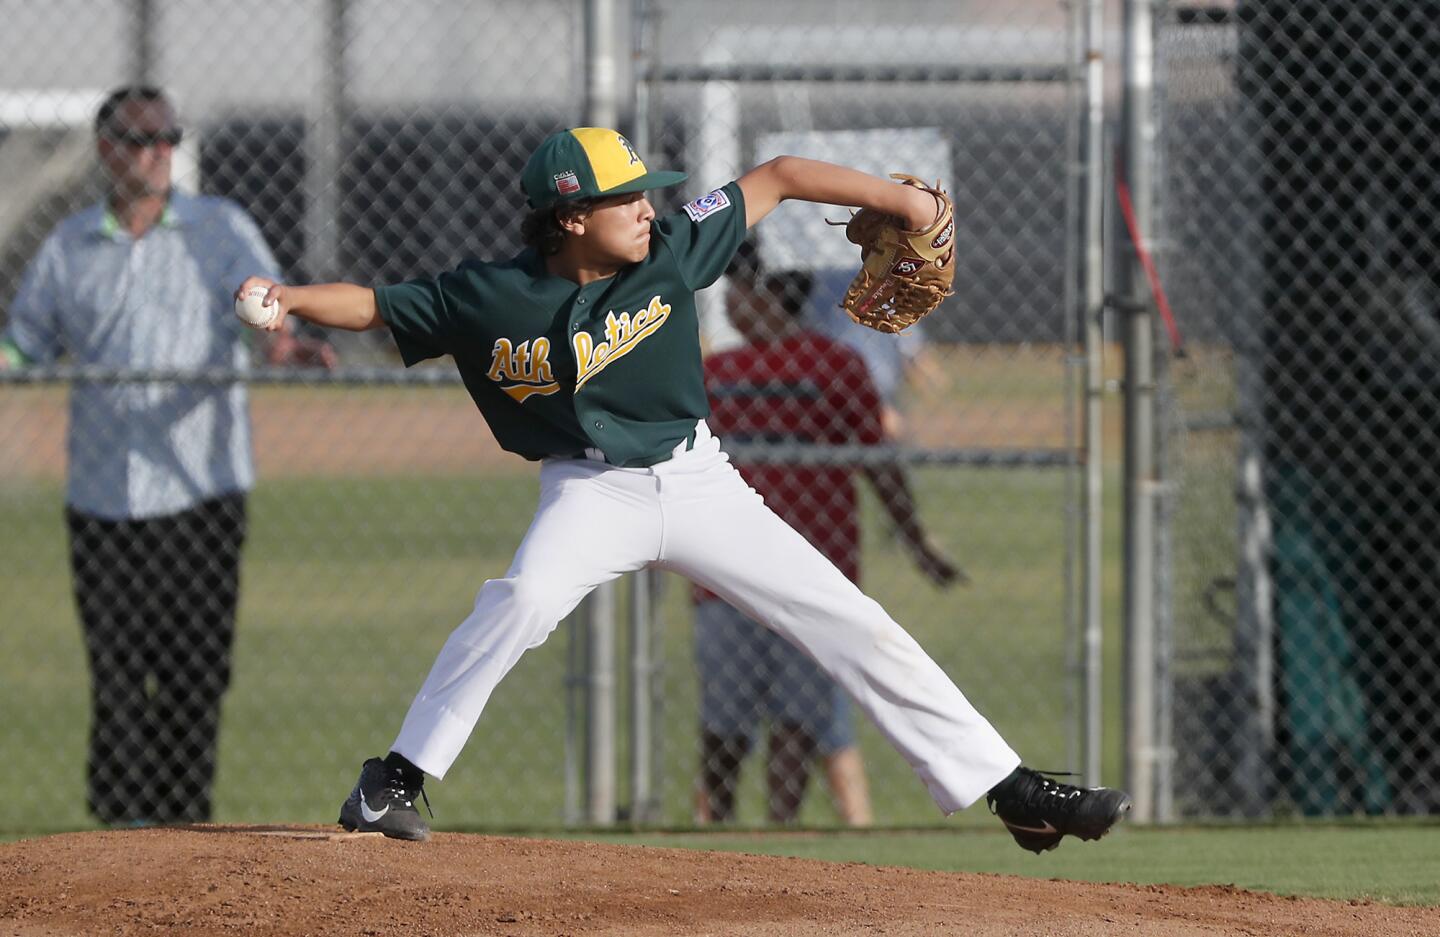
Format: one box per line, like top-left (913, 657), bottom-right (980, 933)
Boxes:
top-left (522, 127), bottom-right (687, 210)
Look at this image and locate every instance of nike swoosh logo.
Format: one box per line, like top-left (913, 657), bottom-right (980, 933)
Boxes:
top-left (1003, 819), bottom-right (1058, 835)
top-left (359, 797), bottom-right (390, 823)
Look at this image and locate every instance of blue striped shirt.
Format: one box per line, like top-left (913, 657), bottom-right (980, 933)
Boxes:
top-left (5, 192), bottom-right (281, 520)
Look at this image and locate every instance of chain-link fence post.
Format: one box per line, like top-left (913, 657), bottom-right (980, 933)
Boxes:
top-left (1119, 0), bottom-right (1163, 825)
top-left (1077, 0), bottom-right (1109, 791)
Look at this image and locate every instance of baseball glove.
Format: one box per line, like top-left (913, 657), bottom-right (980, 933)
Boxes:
top-left (837, 174), bottom-right (956, 333)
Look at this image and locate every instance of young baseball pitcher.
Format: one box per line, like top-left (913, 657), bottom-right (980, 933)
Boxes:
top-left (234, 127), bottom-right (1130, 853)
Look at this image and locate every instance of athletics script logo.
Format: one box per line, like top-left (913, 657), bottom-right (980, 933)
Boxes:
top-left (572, 295), bottom-right (672, 390)
top-left (487, 337), bottom-right (560, 403)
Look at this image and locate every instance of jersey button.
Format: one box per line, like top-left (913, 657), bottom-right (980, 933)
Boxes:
top-left (577, 297), bottom-right (588, 305)
top-left (594, 420), bottom-right (605, 429)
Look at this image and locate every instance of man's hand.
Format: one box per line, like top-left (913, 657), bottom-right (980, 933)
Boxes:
top-left (236, 278), bottom-right (337, 368)
top-left (865, 464), bottom-right (969, 588)
top-left (907, 535), bottom-right (968, 588)
top-left (264, 329), bottom-right (337, 369)
top-left (239, 276), bottom-right (342, 368)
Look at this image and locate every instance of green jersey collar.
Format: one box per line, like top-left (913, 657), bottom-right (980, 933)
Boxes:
top-left (96, 192), bottom-right (187, 239)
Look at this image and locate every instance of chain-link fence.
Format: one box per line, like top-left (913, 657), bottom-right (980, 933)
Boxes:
top-left (1156, 0), bottom-right (1440, 818)
top-left (0, 0), bottom-right (1095, 834)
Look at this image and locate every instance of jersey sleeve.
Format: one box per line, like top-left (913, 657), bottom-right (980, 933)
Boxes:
top-left (374, 272), bottom-right (465, 366)
top-left (652, 181), bottom-right (747, 291)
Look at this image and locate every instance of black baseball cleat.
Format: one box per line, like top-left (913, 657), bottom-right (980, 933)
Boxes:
top-left (985, 766), bottom-right (1131, 854)
top-left (338, 757), bottom-right (432, 841)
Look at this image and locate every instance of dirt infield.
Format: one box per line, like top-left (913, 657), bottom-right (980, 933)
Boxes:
top-left (0, 346), bottom-right (1103, 482)
top-left (3, 828), bottom-right (1434, 937)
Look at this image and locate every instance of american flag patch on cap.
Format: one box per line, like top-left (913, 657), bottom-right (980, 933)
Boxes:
top-left (555, 171), bottom-right (581, 195)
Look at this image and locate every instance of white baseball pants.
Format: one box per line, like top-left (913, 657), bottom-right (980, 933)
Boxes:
top-left (392, 420), bottom-right (1020, 813)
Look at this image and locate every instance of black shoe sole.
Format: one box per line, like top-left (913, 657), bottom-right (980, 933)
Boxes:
top-left (1004, 791), bottom-right (1132, 854)
top-left (338, 804), bottom-right (431, 842)
top-left (1006, 826), bottom-right (1064, 853)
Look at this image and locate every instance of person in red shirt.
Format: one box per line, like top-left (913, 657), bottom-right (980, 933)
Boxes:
top-left (695, 238), bottom-right (962, 825)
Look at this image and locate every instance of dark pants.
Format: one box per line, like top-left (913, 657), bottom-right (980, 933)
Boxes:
top-left (67, 493), bottom-right (247, 824)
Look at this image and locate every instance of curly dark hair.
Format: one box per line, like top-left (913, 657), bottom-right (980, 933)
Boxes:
top-left (520, 198), bottom-right (599, 256)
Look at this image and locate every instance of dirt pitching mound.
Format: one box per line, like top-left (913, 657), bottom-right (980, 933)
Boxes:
top-left (1, 827), bottom-right (1433, 936)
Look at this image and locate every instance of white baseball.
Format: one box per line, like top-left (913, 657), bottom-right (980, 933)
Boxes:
top-left (235, 286), bottom-right (279, 328)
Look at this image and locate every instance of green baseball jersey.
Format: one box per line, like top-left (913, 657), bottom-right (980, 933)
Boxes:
top-left (376, 182), bottom-right (747, 467)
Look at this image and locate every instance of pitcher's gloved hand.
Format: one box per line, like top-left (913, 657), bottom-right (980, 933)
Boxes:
top-left (838, 174), bottom-right (956, 333)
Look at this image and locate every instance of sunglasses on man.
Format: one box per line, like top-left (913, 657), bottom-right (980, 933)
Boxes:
top-left (105, 127), bottom-right (183, 148)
